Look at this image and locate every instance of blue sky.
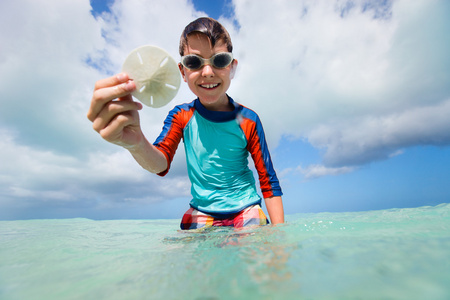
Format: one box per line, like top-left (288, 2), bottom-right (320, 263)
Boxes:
top-left (0, 0), bottom-right (449, 220)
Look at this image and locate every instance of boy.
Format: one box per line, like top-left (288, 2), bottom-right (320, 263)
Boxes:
top-left (87, 17), bottom-right (284, 229)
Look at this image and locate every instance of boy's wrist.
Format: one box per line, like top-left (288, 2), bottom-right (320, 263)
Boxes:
top-left (121, 132), bottom-right (147, 152)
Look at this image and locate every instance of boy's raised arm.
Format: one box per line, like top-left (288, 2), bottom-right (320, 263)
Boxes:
top-left (87, 73), bottom-right (168, 174)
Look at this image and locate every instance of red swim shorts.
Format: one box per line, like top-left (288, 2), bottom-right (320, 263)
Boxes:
top-left (180, 205), bottom-right (269, 230)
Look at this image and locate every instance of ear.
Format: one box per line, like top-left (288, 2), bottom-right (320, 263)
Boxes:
top-left (230, 59), bottom-right (238, 79)
top-left (178, 63), bottom-right (187, 82)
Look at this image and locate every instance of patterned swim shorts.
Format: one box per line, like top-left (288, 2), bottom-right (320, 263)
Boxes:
top-left (180, 205), bottom-right (269, 230)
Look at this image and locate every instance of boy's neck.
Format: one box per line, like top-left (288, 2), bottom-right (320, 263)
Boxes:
top-left (198, 94), bottom-right (233, 112)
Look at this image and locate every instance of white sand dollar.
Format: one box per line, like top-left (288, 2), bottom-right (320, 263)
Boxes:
top-left (122, 45), bottom-right (181, 108)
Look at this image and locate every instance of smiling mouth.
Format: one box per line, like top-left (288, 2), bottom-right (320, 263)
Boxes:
top-left (200, 83), bottom-right (219, 89)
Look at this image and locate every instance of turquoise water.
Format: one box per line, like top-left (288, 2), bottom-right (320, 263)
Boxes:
top-left (1, 204), bottom-right (449, 300)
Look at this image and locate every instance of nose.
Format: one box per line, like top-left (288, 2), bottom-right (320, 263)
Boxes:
top-left (201, 64), bottom-right (215, 77)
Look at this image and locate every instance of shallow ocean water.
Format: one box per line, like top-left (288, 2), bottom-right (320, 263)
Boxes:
top-left (1, 203), bottom-right (449, 300)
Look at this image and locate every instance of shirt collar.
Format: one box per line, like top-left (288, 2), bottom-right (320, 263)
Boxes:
top-left (194, 95), bottom-right (241, 122)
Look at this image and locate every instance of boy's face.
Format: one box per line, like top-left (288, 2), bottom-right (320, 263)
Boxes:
top-left (179, 33), bottom-right (237, 111)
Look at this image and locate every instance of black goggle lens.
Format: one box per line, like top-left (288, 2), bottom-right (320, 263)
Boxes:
top-left (213, 53), bottom-right (233, 68)
top-left (183, 56), bottom-right (201, 69)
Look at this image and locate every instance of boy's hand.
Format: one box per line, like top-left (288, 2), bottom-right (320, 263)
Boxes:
top-left (87, 73), bottom-right (144, 149)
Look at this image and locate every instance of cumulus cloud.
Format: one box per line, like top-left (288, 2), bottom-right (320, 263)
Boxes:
top-left (0, 0), bottom-right (105, 154)
top-left (308, 99), bottom-right (450, 167)
top-left (298, 164), bottom-right (355, 179)
top-left (229, 0), bottom-right (450, 176)
top-left (0, 128), bottom-right (190, 219)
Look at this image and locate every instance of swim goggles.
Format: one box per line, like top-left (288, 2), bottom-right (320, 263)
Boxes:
top-left (180, 52), bottom-right (234, 70)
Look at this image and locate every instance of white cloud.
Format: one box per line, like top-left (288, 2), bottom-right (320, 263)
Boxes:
top-left (229, 0), bottom-right (450, 169)
top-left (298, 164), bottom-right (355, 179)
top-left (0, 0), bottom-right (106, 156)
top-left (230, 0), bottom-right (398, 141)
top-left (0, 128), bottom-right (190, 217)
top-left (307, 98), bottom-right (450, 166)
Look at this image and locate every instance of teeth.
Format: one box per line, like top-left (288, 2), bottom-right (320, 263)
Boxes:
top-left (201, 83), bottom-right (218, 89)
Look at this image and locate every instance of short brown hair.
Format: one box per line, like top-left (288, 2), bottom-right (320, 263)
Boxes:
top-left (179, 17), bottom-right (233, 56)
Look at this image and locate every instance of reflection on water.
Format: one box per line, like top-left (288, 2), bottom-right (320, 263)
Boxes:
top-left (1, 204), bottom-right (449, 299)
top-left (162, 225), bottom-right (297, 299)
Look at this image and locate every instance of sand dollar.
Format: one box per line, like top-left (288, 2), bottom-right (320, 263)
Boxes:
top-left (122, 45), bottom-right (181, 108)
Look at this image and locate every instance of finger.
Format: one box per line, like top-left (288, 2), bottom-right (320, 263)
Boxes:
top-left (87, 79), bottom-right (136, 122)
top-left (98, 111), bottom-right (139, 143)
top-left (92, 99), bottom-right (142, 133)
top-left (93, 80), bottom-right (136, 105)
top-left (88, 73), bottom-right (134, 123)
top-left (92, 99), bottom-right (141, 133)
top-left (94, 73), bottom-right (130, 90)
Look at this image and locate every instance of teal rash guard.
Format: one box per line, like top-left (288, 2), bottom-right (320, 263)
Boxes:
top-left (154, 96), bottom-right (283, 217)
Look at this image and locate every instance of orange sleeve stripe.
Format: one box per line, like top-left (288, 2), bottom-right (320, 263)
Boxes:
top-left (154, 104), bottom-right (195, 176)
